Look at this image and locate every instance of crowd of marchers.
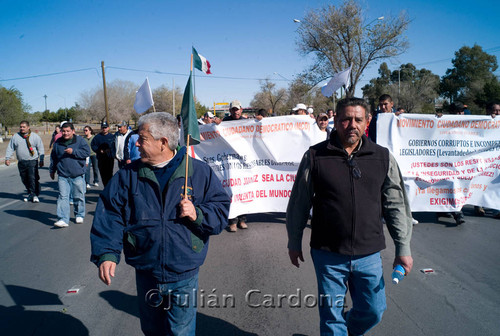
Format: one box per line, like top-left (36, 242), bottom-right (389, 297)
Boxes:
top-left (4, 95), bottom-right (500, 336)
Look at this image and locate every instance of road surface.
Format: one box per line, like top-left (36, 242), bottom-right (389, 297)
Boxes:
top-left (0, 163), bottom-right (499, 335)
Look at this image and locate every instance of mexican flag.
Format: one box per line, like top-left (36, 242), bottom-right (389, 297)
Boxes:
top-left (192, 47), bottom-right (212, 74)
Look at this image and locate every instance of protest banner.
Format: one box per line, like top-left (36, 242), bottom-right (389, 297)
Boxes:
top-left (193, 115), bottom-right (326, 218)
top-left (377, 113), bottom-right (500, 211)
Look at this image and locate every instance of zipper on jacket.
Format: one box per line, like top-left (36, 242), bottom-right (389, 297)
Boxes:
top-left (348, 154), bottom-right (356, 253)
top-left (146, 177), bottom-right (166, 284)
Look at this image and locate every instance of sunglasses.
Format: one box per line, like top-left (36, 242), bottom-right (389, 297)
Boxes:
top-left (348, 158), bottom-right (362, 180)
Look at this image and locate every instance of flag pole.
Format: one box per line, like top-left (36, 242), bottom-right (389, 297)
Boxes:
top-left (184, 53), bottom-right (194, 199)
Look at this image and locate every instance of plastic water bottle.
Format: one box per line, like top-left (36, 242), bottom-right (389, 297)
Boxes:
top-left (392, 265), bottom-right (405, 284)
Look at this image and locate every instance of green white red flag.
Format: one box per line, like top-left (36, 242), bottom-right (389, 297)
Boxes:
top-left (192, 47), bottom-right (211, 74)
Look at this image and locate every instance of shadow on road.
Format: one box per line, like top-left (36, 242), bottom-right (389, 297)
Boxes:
top-left (99, 290), bottom-right (139, 317)
top-left (413, 207), bottom-right (480, 227)
top-left (196, 312), bottom-right (258, 336)
top-left (5, 209), bottom-right (56, 226)
top-left (0, 284), bottom-right (89, 336)
top-left (99, 290), bottom-right (259, 335)
top-left (246, 212), bottom-right (286, 224)
top-left (0, 192), bottom-right (24, 201)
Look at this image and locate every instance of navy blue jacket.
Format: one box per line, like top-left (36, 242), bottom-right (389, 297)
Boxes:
top-left (50, 135), bottom-right (90, 178)
top-left (91, 132), bottom-right (115, 159)
top-left (90, 147), bottom-right (230, 283)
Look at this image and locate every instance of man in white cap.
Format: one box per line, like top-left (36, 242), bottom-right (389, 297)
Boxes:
top-left (223, 100), bottom-right (245, 121)
top-left (292, 103), bottom-right (308, 115)
top-left (315, 113), bottom-right (330, 139)
top-left (201, 112), bottom-right (216, 124)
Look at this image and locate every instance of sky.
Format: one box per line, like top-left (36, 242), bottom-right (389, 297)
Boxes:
top-left (1, 0), bottom-right (499, 114)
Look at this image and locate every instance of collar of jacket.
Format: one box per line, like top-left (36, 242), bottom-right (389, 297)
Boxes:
top-left (57, 134), bottom-right (78, 146)
top-left (137, 146), bottom-right (192, 185)
top-left (326, 131), bottom-right (374, 157)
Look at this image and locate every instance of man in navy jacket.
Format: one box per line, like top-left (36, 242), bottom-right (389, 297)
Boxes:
top-left (90, 112), bottom-right (230, 336)
top-left (91, 121), bottom-right (115, 186)
top-left (50, 122), bottom-right (90, 227)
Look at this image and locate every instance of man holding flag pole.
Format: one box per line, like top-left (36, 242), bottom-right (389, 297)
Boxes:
top-left (91, 50), bottom-right (230, 335)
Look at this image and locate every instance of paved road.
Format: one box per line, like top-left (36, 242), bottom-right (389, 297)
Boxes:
top-left (0, 164), bottom-right (499, 335)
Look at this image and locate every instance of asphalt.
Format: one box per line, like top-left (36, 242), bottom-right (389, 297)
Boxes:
top-left (0, 163), bottom-right (499, 336)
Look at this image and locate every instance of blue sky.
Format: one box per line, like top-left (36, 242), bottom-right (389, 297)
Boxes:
top-left (1, 0), bottom-right (499, 113)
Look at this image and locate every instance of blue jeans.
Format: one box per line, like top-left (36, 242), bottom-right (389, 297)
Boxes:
top-left (311, 249), bottom-right (387, 336)
top-left (85, 155), bottom-right (99, 184)
top-left (135, 271), bottom-right (198, 336)
top-left (57, 175), bottom-right (85, 223)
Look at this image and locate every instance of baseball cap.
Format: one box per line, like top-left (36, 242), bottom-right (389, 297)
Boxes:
top-left (292, 103), bottom-right (307, 111)
top-left (318, 112), bottom-right (328, 120)
top-left (307, 107), bottom-right (314, 114)
top-left (116, 120), bottom-right (128, 127)
top-left (101, 121), bottom-right (109, 128)
top-left (205, 112), bottom-right (215, 118)
top-left (230, 100), bottom-right (242, 110)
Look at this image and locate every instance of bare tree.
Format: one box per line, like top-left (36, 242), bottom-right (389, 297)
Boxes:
top-left (152, 85), bottom-right (183, 115)
top-left (296, 0), bottom-right (410, 97)
top-left (250, 79), bottom-right (288, 115)
top-left (79, 80), bottom-right (137, 123)
top-left (285, 78), bottom-right (334, 115)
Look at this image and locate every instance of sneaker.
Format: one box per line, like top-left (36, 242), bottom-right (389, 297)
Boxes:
top-left (32, 196), bottom-right (40, 203)
top-left (23, 197), bottom-right (29, 202)
top-left (54, 220), bottom-right (69, 228)
top-left (412, 218), bottom-right (418, 225)
top-left (93, 182), bottom-right (99, 187)
top-left (69, 201), bottom-right (74, 205)
top-left (75, 217), bottom-right (84, 224)
top-left (86, 184), bottom-right (91, 189)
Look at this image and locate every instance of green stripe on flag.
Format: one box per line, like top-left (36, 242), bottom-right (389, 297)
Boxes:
top-left (180, 72), bottom-right (200, 145)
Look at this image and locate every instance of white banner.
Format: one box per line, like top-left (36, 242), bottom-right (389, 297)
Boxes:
top-left (377, 113), bottom-right (500, 212)
top-left (193, 116), bottom-right (326, 218)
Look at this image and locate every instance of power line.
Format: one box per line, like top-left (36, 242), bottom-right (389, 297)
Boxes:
top-left (415, 45), bottom-right (500, 67)
top-left (107, 66), bottom-right (290, 81)
top-left (0, 67), bottom-right (99, 82)
top-left (3, 45), bottom-right (500, 84)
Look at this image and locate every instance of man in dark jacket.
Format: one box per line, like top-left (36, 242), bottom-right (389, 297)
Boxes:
top-left (91, 121), bottom-right (115, 186)
top-left (90, 112), bottom-right (230, 336)
top-left (287, 98), bottom-right (413, 336)
top-left (50, 122), bottom-right (90, 228)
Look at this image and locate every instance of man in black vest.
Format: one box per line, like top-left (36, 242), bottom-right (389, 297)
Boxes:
top-left (286, 97), bottom-right (413, 336)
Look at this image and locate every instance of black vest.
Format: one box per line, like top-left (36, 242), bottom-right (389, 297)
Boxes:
top-left (309, 133), bottom-right (389, 256)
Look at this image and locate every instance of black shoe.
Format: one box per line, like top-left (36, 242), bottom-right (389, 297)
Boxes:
top-left (436, 212), bottom-right (452, 219)
top-left (453, 213), bottom-right (465, 225)
top-left (474, 206), bottom-right (485, 216)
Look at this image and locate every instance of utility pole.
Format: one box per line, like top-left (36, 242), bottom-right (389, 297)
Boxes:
top-left (101, 61), bottom-right (109, 123)
top-left (43, 95), bottom-right (48, 112)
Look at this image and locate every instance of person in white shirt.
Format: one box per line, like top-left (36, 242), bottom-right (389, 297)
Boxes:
top-left (114, 121), bottom-right (132, 169)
